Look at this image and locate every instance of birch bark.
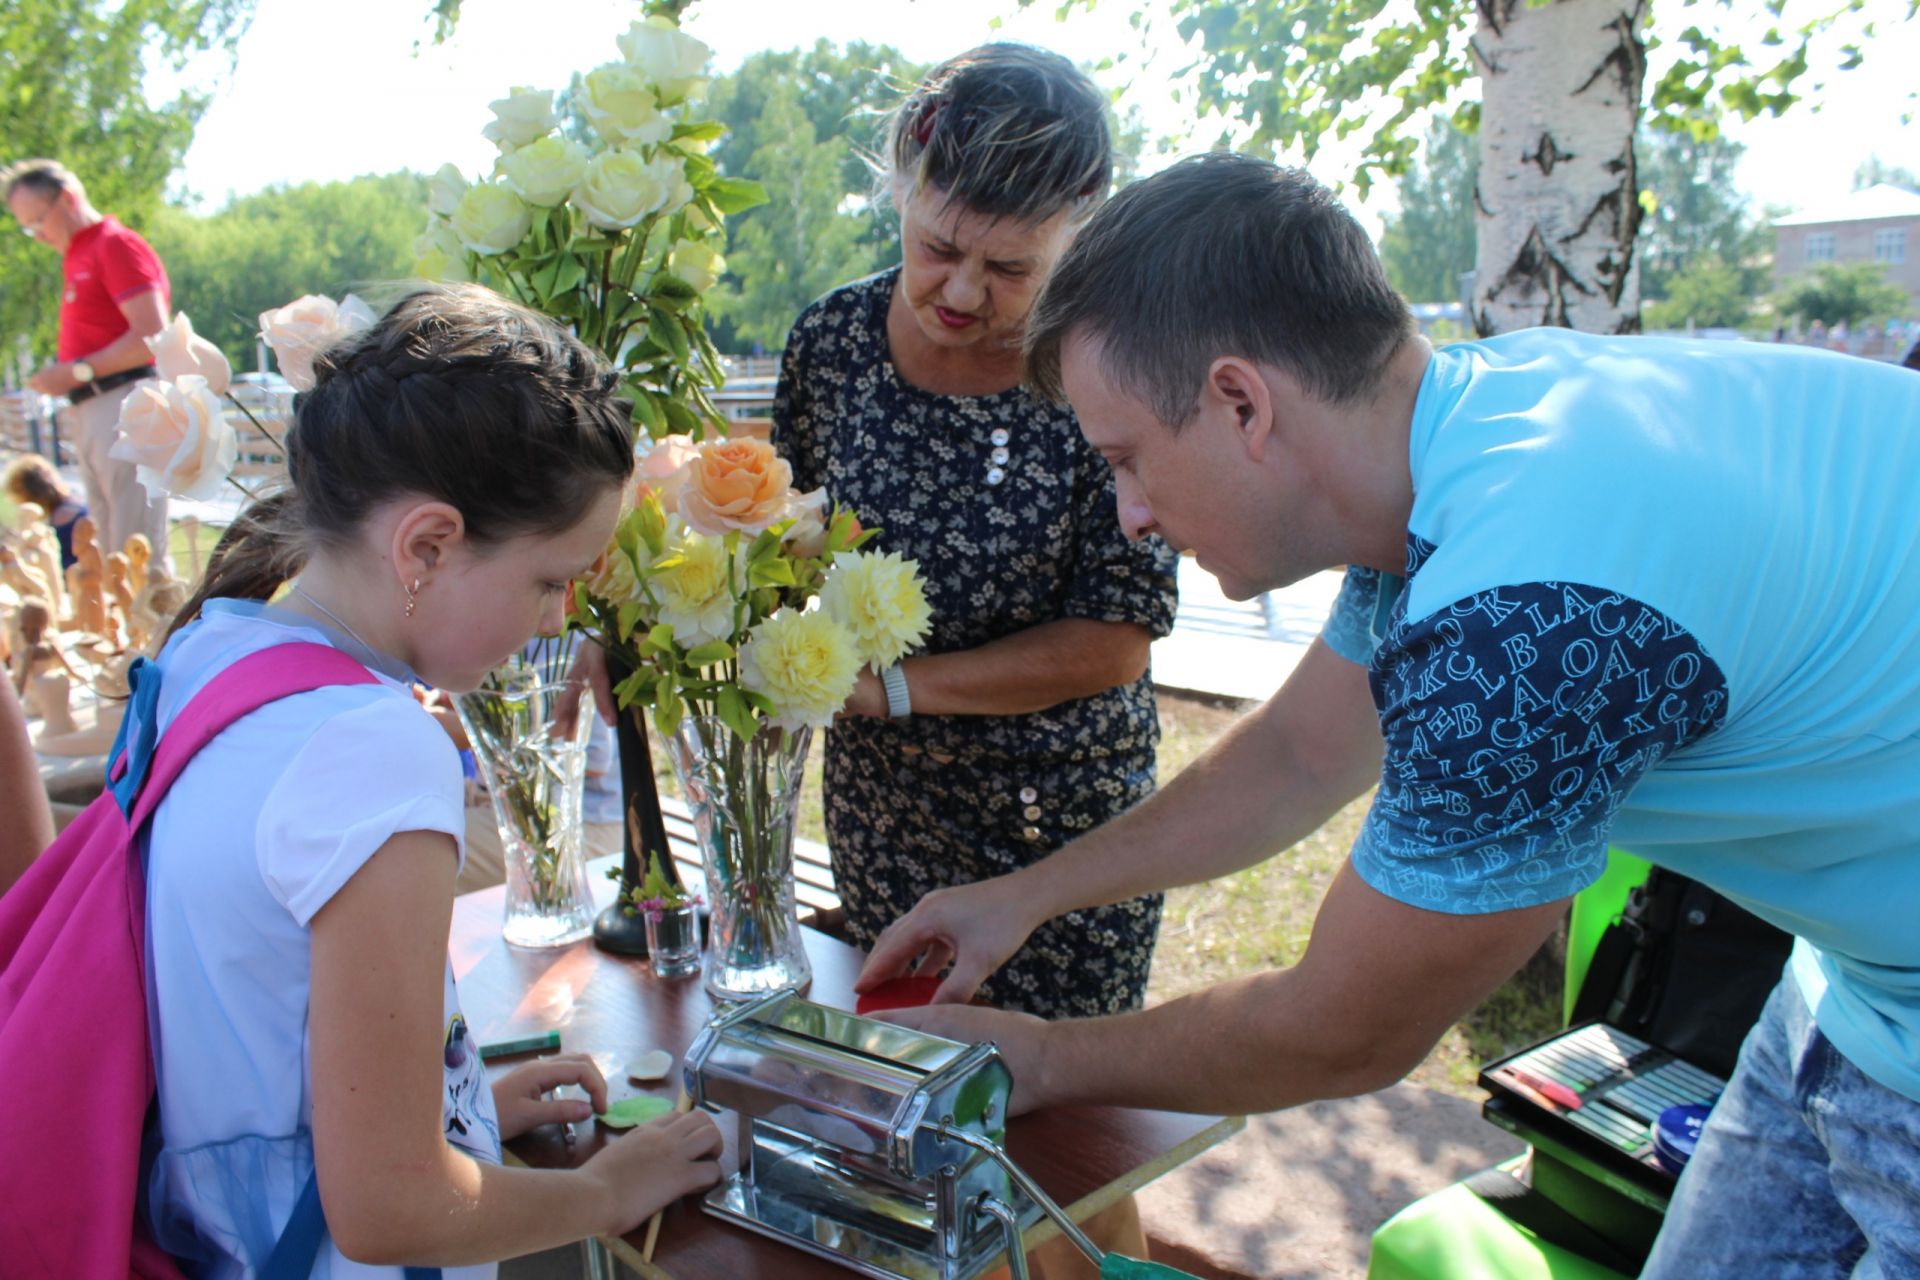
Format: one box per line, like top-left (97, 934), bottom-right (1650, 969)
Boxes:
top-left (1472, 0), bottom-right (1648, 335)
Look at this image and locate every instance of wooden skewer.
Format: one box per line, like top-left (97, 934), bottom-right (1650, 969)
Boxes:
top-left (640, 1088), bottom-right (694, 1266)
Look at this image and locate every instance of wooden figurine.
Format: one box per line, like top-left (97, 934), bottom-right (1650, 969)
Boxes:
top-left (123, 532), bottom-right (152, 599)
top-left (70, 540), bottom-right (108, 640)
top-left (103, 552), bottom-right (134, 652)
top-left (10, 597), bottom-right (83, 723)
top-left (133, 568), bottom-right (189, 654)
top-left (12, 502), bottom-right (66, 625)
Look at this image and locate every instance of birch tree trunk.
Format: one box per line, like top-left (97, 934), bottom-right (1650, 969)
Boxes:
top-left (1471, 0), bottom-right (1647, 336)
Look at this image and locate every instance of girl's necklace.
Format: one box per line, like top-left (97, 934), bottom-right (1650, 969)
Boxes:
top-left (289, 583), bottom-right (380, 661)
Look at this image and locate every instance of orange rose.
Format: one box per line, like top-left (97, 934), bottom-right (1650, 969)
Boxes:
top-left (634, 433), bottom-right (698, 509)
top-left (677, 437), bottom-right (794, 536)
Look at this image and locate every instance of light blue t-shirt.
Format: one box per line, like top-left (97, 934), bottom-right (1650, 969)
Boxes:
top-left (1324, 330), bottom-right (1920, 1102)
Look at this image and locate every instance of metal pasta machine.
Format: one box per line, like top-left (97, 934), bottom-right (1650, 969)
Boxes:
top-left (683, 990), bottom-right (1108, 1280)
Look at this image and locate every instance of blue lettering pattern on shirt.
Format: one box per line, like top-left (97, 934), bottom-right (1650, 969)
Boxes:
top-left (1352, 537), bottom-right (1730, 913)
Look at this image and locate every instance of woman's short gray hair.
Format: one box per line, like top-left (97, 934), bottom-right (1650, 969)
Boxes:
top-left (877, 44), bottom-right (1111, 225)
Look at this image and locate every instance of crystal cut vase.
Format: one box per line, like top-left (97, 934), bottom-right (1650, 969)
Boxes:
top-left (665, 715), bottom-right (812, 1000)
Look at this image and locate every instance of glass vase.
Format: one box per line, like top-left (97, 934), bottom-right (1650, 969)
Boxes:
top-left (456, 670), bottom-right (597, 948)
top-left (643, 903), bottom-right (702, 979)
top-left (665, 715), bottom-right (813, 1000)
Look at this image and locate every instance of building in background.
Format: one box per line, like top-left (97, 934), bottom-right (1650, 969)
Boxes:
top-left (1773, 183), bottom-right (1920, 311)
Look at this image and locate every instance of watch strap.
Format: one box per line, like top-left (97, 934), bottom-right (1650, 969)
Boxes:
top-left (881, 663), bottom-right (911, 719)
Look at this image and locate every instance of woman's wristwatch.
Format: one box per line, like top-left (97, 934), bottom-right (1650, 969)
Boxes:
top-left (881, 663), bottom-right (911, 718)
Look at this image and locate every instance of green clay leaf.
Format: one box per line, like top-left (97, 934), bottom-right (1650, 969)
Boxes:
top-left (597, 1095), bottom-right (674, 1129)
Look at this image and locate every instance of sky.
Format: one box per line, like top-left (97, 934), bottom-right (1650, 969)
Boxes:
top-left (165, 0), bottom-right (1920, 234)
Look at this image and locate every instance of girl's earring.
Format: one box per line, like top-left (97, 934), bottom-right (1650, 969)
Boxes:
top-left (405, 578), bottom-right (420, 619)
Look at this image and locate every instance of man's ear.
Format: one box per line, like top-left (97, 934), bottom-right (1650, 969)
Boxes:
top-left (1201, 357), bottom-right (1276, 463)
top-left (390, 500), bottom-right (466, 593)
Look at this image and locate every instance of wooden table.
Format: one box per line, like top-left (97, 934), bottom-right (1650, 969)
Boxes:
top-left (453, 871), bottom-right (1243, 1278)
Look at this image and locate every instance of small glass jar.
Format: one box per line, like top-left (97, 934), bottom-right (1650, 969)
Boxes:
top-left (645, 903), bottom-right (702, 979)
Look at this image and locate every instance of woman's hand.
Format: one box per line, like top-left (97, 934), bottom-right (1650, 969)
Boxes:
top-left (579, 1109), bottom-right (726, 1237)
top-left (836, 666), bottom-right (889, 720)
top-left (490, 1053), bottom-right (608, 1141)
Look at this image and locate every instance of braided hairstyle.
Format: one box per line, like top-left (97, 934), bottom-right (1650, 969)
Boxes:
top-left (164, 284), bottom-right (634, 644)
top-left (879, 44), bottom-right (1111, 225)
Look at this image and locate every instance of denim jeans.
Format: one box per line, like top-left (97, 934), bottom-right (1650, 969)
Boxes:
top-left (1643, 968), bottom-right (1920, 1279)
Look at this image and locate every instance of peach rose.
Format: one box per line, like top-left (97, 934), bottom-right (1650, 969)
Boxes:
top-left (146, 313), bottom-right (231, 395)
top-left (634, 433), bottom-right (698, 508)
top-left (109, 376), bottom-right (239, 502)
top-left (259, 293), bottom-right (374, 392)
top-left (676, 438), bottom-right (794, 537)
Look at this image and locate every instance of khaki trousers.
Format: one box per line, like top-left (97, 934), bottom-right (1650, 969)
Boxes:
top-left (61, 381), bottom-right (172, 574)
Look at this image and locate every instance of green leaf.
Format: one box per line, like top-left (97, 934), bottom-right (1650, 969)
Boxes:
top-left (683, 640), bottom-right (736, 666)
top-left (648, 310), bottom-right (692, 366)
top-left (660, 396), bottom-right (702, 434)
top-left (616, 600), bottom-right (642, 642)
top-left (648, 623), bottom-right (676, 651)
top-left (716, 684), bottom-right (759, 743)
top-left (672, 119), bottom-right (727, 143)
top-left (704, 176), bottom-right (770, 215)
top-left (551, 253), bottom-right (587, 296)
top-left (748, 558), bottom-right (797, 588)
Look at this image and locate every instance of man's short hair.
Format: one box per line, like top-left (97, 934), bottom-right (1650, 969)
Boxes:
top-left (1, 159), bottom-right (80, 204)
top-left (1026, 152), bottom-right (1416, 427)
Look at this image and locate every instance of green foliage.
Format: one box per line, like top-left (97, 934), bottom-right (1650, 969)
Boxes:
top-left (1643, 256), bottom-right (1754, 330)
top-left (1637, 124), bottom-right (1770, 302)
top-left (1378, 119), bottom-right (1477, 304)
top-left (146, 173), bottom-right (428, 368)
top-left (0, 0), bottom-right (255, 357)
top-left (1770, 261), bottom-right (1912, 328)
top-left (1040, 0), bottom-right (1911, 193)
top-left (702, 42), bottom-right (924, 354)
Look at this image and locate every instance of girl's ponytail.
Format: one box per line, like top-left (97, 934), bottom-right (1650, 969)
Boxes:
top-left (160, 491), bottom-right (304, 647)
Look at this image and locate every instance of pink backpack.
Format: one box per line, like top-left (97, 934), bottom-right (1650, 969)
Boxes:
top-left (0, 643), bottom-right (376, 1278)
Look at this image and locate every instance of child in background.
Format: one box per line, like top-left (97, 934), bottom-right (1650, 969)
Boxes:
top-left (142, 284), bottom-right (720, 1277)
top-left (3, 452), bottom-right (89, 569)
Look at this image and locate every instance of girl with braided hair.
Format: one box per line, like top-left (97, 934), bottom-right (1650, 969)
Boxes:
top-left (141, 284), bottom-right (720, 1277)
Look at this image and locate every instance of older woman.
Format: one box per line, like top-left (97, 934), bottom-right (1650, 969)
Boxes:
top-left (774, 45), bottom-right (1179, 1021)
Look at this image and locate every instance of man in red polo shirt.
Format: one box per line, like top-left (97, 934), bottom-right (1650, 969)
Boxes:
top-left (5, 159), bottom-right (171, 569)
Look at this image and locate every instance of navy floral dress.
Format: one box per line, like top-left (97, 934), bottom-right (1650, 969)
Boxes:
top-left (774, 269), bottom-right (1180, 1018)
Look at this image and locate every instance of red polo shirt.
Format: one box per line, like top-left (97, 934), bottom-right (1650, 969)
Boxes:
top-left (58, 216), bottom-right (170, 362)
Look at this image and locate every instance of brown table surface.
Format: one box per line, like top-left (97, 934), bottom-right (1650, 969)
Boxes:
top-left (453, 860), bottom-right (1243, 1278)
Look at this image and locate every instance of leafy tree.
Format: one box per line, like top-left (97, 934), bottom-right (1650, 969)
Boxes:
top-left (1854, 156), bottom-right (1920, 191)
top-left (1040, 0), bottom-right (1909, 335)
top-left (1378, 119), bottom-right (1477, 304)
top-left (702, 41), bottom-right (924, 352)
top-left (1643, 256), bottom-right (1753, 330)
top-left (1637, 125), bottom-right (1768, 302)
top-left (1, 0), bottom-right (255, 357)
top-left (146, 173), bottom-right (429, 366)
top-left (1771, 261), bottom-right (1911, 328)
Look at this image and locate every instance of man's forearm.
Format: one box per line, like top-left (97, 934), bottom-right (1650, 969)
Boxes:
top-left (1015, 638), bottom-right (1382, 920)
top-left (84, 326), bottom-right (163, 377)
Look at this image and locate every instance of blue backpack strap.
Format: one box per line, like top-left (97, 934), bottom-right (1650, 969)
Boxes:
top-left (261, 1167), bottom-right (441, 1280)
top-left (108, 656), bottom-right (164, 817)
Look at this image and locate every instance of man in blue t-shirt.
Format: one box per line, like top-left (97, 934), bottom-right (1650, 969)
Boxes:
top-left (859, 154), bottom-right (1920, 1275)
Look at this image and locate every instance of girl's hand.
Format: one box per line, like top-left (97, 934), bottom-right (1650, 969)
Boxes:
top-left (580, 1109), bottom-right (725, 1237)
top-left (490, 1053), bottom-right (607, 1141)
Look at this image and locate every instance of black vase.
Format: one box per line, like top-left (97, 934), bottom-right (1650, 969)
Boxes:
top-left (592, 700), bottom-right (679, 956)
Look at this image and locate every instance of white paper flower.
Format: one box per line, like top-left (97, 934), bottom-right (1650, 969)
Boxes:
top-left (146, 313), bottom-right (231, 396)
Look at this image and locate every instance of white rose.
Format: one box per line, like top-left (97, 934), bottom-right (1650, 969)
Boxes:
top-left (109, 376), bottom-right (239, 502)
top-left (616, 18), bottom-right (710, 105)
top-left (336, 294), bottom-right (376, 334)
top-left (582, 62), bottom-right (672, 147)
top-left (258, 294), bottom-right (344, 392)
top-left (659, 163), bottom-right (694, 217)
top-left (666, 240), bottom-right (725, 292)
top-left (500, 135), bottom-right (591, 208)
top-left (413, 218), bottom-right (470, 283)
top-left (451, 181), bottom-right (534, 255)
top-left (571, 150), bottom-right (668, 230)
top-left (427, 163), bottom-right (469, 217)
top-left (481, 86), bottom-right (559, 151)
top-left (145, 313), bottom-right (231, 395)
